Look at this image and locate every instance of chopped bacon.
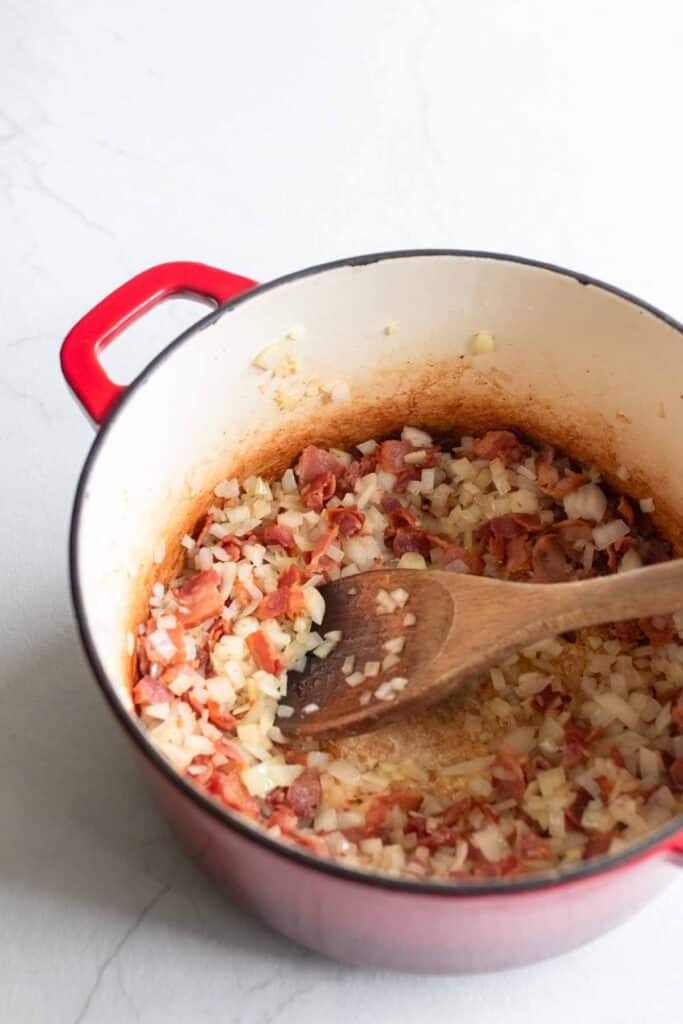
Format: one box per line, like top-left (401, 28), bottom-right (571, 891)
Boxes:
top-left (193, 513), bottom-right (213, 546)
top-left (286, 768), bottom-right (322, 822)
top-left (144, 621), bottom-right (186, 666)
top-left (365, 786), bottom-right (423, 834)
top-left (294, 833), bottom-right (329, 857)
top-left (279, 564), bottom-right (302, 588)
top-left (391, 527), bottom-right (432, 559)
top-left (479, 514), bottom-right (543, 574)
top-left (668, 757), bottom-right (683, 792)
top-left (174, 569), bottom-right (223, 628)
top-left (210, 768), bottom-right (259, 818)
top-left (378, 440), bottom-right (412, 473)
top-left (565, 787), bottom-right (591, 830)
top-left (343, 452), bottom-right (379, 491)
top-left (256, 587), bottom-right (290, 621)
top-left (638, 614), bottom-right (677, 646)
top-left (220, 538), bottom-right (243, 561)
top-left (672, 695), bottom-right (683, 731)
top-left (284, 750), bottom-right (309, 766)
top-left (610, 746), bottom-right (626, 768)
top-left (255, 522), bottom-right (296, 551)
top-left (188, 755), bottom-right (214, 787)
top-left (617, 495), bottom-right (635, 527)
top-left (532, 533), bottom-right (573, 582)
top-left (268, 805), bottom-right (299, 834)
top-left (246, 630), bottom-right (284, 675)
top-left (301, 472), bottom-right (337, 511)
top-left (133, 676), bottom-right (173, 706)
top-left (514, 827), bottom-right (552, 861)
top-left (442, 797), bottom-right (472, 826)
top-left (605, 535), bottom-right (638, 572)
top-left (306, 529), bottom-right (339, 575)
top-left (207, 700), bottom-right (238, 731)
top-left (326, 506), bottom-right (365, 536)
top-left (432, 539), bottom-right (485, 575)
top-left (473, 430), bottom-right (526, 465)
top-left (548, 471), bottom-right (589, 498)
top-left (583, 832), bottom-right (614, 859)
top-left (595, 775), bottom-right (613, 803)
top-left (232, 580), bottom-right (253, 609)
top-left (610, 619), bottom-right (644, 645)
top-left (295, 445), bottom-right (344, 484)
top-left (535, 446), bottom-right (588, 498)
top-left (532, 684), bottom-right (570, 714)
top-left (184, 689), bottom-right (206, 715)
top-left (491, 749), bottom-right (527, 802)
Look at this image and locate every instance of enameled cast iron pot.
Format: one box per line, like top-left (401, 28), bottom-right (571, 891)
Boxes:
top-left (62, 252), bottom-right (683, 973)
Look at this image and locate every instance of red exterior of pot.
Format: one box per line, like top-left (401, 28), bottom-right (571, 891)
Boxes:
top-left (141, 755), bottom-right (680, 973)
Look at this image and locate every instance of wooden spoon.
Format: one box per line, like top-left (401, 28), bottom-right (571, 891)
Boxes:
top-left (279, 560), bottom-right (683, 739)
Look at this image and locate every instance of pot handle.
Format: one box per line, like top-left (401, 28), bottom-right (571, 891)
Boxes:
top-left (60, 261), bottom-right (257, 424)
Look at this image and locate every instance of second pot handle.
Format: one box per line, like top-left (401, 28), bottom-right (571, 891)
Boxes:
top-left (60, 261), bottom-right (257, 424)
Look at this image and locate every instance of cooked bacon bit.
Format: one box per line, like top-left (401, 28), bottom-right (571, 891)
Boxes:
top-left (284, 750), bottom-right (309, 766)
top-left (491, 748), bottom-right (527, 802)
top-left (268, 805), bottom-right (299, 834)
top-left (294, 833), bottom-right (329, 857)
top-left (668, 757), bottom-right (683, 792)
top-left (553, 518), bottom-right (594, 546)
top-left (306, 529), bottom-right (340, 577)
top-left (672, 695), bottom-right (683, 731)
top-left (526, 754), bottom-right (553, 781)
top-left (532, 684), bottom-right (570, 714)
top-left (287, 585), bottom-right (305, 617)
top-left (566, 787), bottom-right (591, 830)
top-left (326, 506), bottom-right (365, 536)
top-left (478, 514), bottom-right (543, 575)
top-left (365, 785), bottom-right (423, 834)
top-left (245, 626), bottom-right (282, 675)
top-left (232, 580), bottom-right (253, 609)
top-left (279, 564), bottom-right (302, 588)
top-left (185, 689), bottom-right (205, 715)
top-left (638, 614), bottom-right (677, 646)
top-left (514, 827), bottom-right (552, 861)
top-left (378, 439), bottom-right (412, 473)
top-left (532, 533), bottom-right (573, 582)
top-left (594, 775), bottom-right (613, 803)
top-left (583, 832), bottom-right (614, 859)
top-left (610, 619), bottom-right (644, 645)
top-left (220, 538), bottom-right (243, 561)
top-left (210, 768), bottom-right (260, 818)
top-left (617, 495), bottom-right (635, 527)
top-left (208, 618), bottom-right (225, 648)
top-left (301, 472), bottom-right (337, 511)
top-left (442, 797), bottom-right (472, 826)
top-left (193, 513), bottom-right (213, 546)
top-left (549, 471), bottom-right (589, 498)
top-left (535, 446), bottom-right (588, 498)
top-left (256, 587), bottom-right (290, 621)
top-left (207, 700), bottom-right (238, 731)
top-left (133, 676), bottom-right (173, 706)
top-left (286, 768), bottom-right (322, 822)
top-left (605, 535), bottom-right (638, 572)
top-left (246, 630), bottom-right (284, 675)
top-left (432, 539), bottom-right (485, 575)
top-left (256, 522), bottom-right (296, 551)
top-left (295, 445), bottom-right (344, 484)
top-left (175, 569), bottom-right (223, 628)
top-left (473, 430), bottom-right (526, 465)
top-left (391, 527), bottom-right (431, 559)
top-left (610, 746), bottom-right (626, 768)
top-left (343, 452), bottom-right (379, 491)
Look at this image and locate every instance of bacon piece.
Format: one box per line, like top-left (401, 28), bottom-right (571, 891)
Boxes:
top-left (133, 676), bottom-right (173, 706)
top-left (284, 750), bottom-right (309, 766)
top-left (549, 471), bottom-right (589, 498)
top-left (605, 535), bottom-right (638, 572)
top-left (295, 445), bottom-right (344, 484)
top-left (391, 528), bottom-right (432, 559)
top-left (595, 775), bottom-right (613, 803)
top-left (326, 506), bottom-right (365, 536)
top-left (207, 700), bottom-right (238, 731)
top-left (246, 630), bottom-right (284, 675)
top-left (342, 452), bottom-right (379, 492)
top-left (215, 739), bottom-right (249, 767)
top-left (256, 522), bottom-right (296, 551)
top-left (672, 695), bottom-right (683, 731)
top-left (491, 749), bottom-right (527, 802)
top-left (532, 684), bottom-right (570, 714)
top-left (432, 539), bottom-right (485, 575)
top-left (175, 569), bottom-right (223, 628)
top-left (610, 619), bottom-right (644, 645)
top-left (301, 472), bottom-right (337, 511)
top-left (617, 495), bottom-right (635, 527)
top-left (210, 768), bottom-right (260, 818)
top-left (378, 440), bottom-right (412, 473)
top-left (220, 538), bottom-right (243, 561)
top-left (286, 768), bottom-right (322, 822)
top-left (232, 580), bottom-right (253, 609)
top-left (256, 587), bottom-right (290, 621)
top-left (583, 832), bottom-right (614, 859)
top-left (668, 757), bottom-right (683, 792)
top-left (638, 614), bottom-right (677, 646)
top-left (294, 833), bottom-right (329, 857)
top-left (535, 446), bottom-right (588, 498)
top-left (268, 805), bottom-right (299, 834)
top-left (279, 564), bottom-right (302, 588)
top-left (442, 797), bottom-right (472, 827)
top-left (193, 513), bottom-right (213, 546)
top-left (473, 430), bottom-right (526, 465)
top-left (144, 621), bottom-right (186, 666)
top-left (532, 533), bottom-right (573, 582)
top-left (307, 529), bottom-right (339, 575)
top-left (365, 786), bottom-right (423, 834)
top-left (565, 788), bottom-right (591, 830)
top-left (478, 514), bottom-right (543, 574)
top-left (514, 827), bottom-right (552, 861)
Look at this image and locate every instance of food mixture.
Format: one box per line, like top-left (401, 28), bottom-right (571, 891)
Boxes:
top-left (133, 427), bottom-right (683, 880)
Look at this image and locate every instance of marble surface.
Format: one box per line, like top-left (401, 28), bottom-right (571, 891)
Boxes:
top-left (1, 1), bottom-right (681, 1020)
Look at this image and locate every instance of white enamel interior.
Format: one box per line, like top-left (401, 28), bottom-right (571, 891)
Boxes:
top-left (74, 254), bottom-right (682, 709)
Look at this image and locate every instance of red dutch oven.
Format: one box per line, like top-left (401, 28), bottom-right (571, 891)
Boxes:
top-left (62, 252), bottom-right (683, 973)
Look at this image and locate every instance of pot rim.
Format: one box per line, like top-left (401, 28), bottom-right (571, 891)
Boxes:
top-left (69, 248), bottom-right (683, 898)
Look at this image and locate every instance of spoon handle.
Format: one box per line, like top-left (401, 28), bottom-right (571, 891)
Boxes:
top-left (497, 557), bottom-right (683, 638)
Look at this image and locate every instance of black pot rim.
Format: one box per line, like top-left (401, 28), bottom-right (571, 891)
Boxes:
top-left (68, 248), bottom-right (683, 898)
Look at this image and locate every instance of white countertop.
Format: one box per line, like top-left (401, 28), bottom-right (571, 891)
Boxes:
top-left (1, 1), bottom-right (681, 1021)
